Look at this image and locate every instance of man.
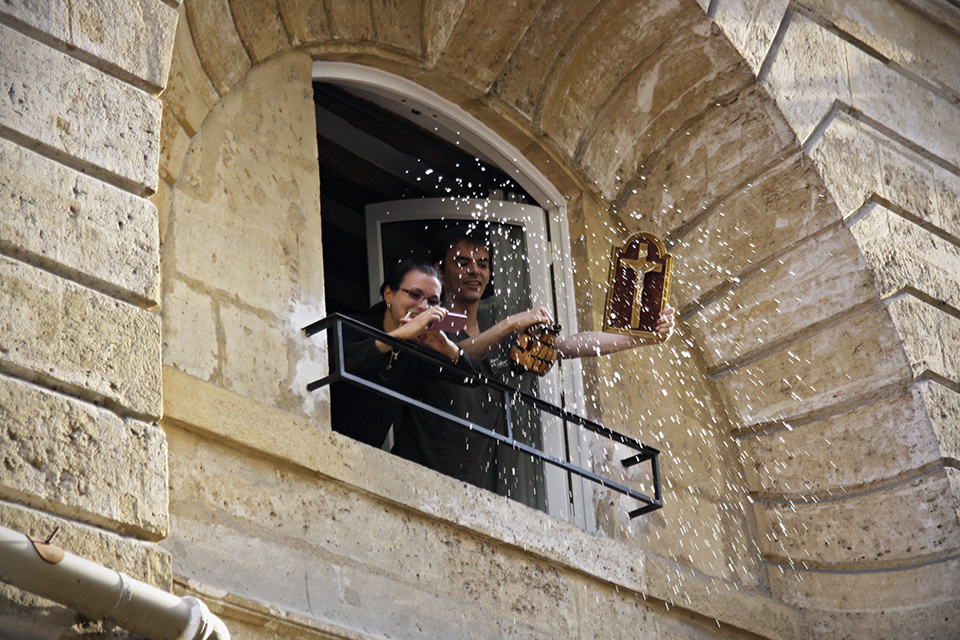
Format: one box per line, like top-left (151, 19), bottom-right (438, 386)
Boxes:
top-left (433, 229), bottom-right (675, 361)
top-left (389, 227), bottom-right (675, 495)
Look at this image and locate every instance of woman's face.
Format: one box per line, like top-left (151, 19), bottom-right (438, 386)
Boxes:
top-left (384, 270), bottom-right (442, 324)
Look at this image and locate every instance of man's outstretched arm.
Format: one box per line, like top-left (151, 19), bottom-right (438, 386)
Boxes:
top-left (458, 307), bottom-right (553, 360)
top-left (557, 307), bottom-right (675, 359)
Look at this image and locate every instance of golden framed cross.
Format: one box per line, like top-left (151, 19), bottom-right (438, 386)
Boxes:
top-left (620, 244), bottom-right (663, 329)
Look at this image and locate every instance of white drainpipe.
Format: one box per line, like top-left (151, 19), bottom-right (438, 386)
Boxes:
top-left (0, 524), bottom-right (229, 640)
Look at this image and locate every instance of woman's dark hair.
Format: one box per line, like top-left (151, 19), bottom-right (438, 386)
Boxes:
top-left (379, 259), bottom-right (441, 298)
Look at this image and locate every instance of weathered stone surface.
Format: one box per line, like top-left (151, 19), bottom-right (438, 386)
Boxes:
top-left (162, 280), bottom-right (219, 381)
top-left (0, 24), bottom-right (162, 195)
top-left (0, 500), bottom-right (171, 588)
top-left (170, 51), bottom-right (318, 315)
top-left (768, 553), bottom-right (960, 610)
top-left (851, 203), bottom-right (960, 309)
top-left (370, 0), bottom-right (422, 55)
top-left (494, 0), bottom-right (603, 118)
top-left (613, 84), bottom-right (798, 231)
top-left (186, 0), bottom-right (251, 96)
top-left (0, 373), bottom-right (167, 539)
top-left (690, 225), bottom-right (876, 371)
top-left (0, 138), bottom-right (160, 307)
top-left (433, 0), bottom-right (546, 91)
top-left (921, 380), bottom-right (960, 463)
top-left (325, 0), bottom-right (376, 41)
top-left (672, 154), bottom-right (841, 311)
top-left (716, 306), bottom-right (911, 428)
top-left (754, 470), bottom-right (960, 568)
top-left (220, 301), bottom-right (288, 406)
top-left (158, 100), bottom-right (192, 186)
top-left (0, 256), bottom-right (161, 419)
top-left (802, 0), bottom-right (960, 101)
top-left (579, 21), bottom-right (749, 201)
top-left (275, 0), bottom-right (330, 46)
top-left (768, 11), bottom-right (960, 169)
top-left (808, 110), bottom-right (960, 244)
top-left (764, 11), bottom-right (850, 143)
top-left (538, 0), bottom-right (698, 156)
top-left (642, 553), bottom-right (802, 640)
top-left (163, 4), bottom-right (220, 136)
top-left (152, 177), bottom-right (173, 249)
top-left (0, 0), bottom-right (177, 94)
top-left (70, 0), bottom-right (178, 94)
top-left (227, 0), bottom-right (289, 64)
top-left (713, 0), bottom-right (789, 73)
top-left (740, 385), bottom-right (944, 497)
top-left (888, 294), bottom-right (960, 383)
top-left (845, 33), bottom-right (960, 172)
top-left (796, 600), bottom-right (960, 640)
top-left (0, 0), bottom-right (70, 42)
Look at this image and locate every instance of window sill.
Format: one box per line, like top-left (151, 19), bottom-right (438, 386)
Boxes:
top-left (161, 365), bottom-right (800, 639)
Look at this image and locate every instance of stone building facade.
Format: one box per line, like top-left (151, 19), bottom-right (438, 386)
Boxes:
top-left (1, 1), bottom-right (959, 639)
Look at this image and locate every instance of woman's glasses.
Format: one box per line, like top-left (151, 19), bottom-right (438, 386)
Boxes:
top-left (400, 288), bottom-right (441, 306)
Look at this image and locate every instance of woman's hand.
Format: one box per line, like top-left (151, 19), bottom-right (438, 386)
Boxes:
top-left (397, 307), bottom-right (461, 361)
top-left (394, 307), bottom-right (447, 339)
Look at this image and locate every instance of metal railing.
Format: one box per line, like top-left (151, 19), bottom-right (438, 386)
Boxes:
top-left (303, 314), bottom-right (662, 518)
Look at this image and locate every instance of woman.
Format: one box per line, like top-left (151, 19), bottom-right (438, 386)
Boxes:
top-left (331, 260), bottom-right (473, 449)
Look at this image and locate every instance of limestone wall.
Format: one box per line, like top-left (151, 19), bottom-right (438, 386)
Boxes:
top-left (153, 1), bottom-right (960, 637)
top-left (161, 49), bottom-right (326, 421)
top-left (3, 0), bottom-right (959, 639)
top-left (0, 0), bottom-right (177, 636)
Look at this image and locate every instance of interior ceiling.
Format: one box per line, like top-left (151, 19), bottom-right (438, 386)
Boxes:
top-left (313, 82), bottom-right (535, 207)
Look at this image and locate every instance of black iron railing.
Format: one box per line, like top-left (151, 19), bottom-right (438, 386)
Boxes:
top-left (303, 313), bottom-right (662, 518)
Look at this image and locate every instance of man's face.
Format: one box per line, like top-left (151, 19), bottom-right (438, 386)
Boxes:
top-left (440, 240), bottom-right (491, 304)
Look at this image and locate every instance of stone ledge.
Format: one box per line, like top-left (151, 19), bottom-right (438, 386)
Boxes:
top-left (0, 0), bottom-right (177, 94)
top-left (0, 24), bottom-right (162, 195)
top-left (161, 365), bottom-right (801, 640)
top-left (0, 373), bottom-right (167, 540)
top-left (0, 138), bottom-right (160, 308)
top-left (0, 256), bottom-right (162, 420)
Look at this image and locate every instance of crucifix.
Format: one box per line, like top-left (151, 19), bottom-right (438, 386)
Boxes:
top-left (620, 245), bottom-right (663, 329)
top-left (602, 232), bottom-right (673, 339)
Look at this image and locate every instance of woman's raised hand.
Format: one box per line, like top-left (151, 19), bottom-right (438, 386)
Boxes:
top-left (397, 307), bottom-right (460, 361)
top-left (395, 307), bottom-right (446, 339)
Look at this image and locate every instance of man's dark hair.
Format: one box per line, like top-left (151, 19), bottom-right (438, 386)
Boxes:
top-left (430, 226), bottom-right (493, 268)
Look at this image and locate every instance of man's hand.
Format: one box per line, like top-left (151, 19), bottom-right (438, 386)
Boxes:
top-left (655, 306), bottom-right (676, 340)
top-left (511, 306), bottom-right (553, 332)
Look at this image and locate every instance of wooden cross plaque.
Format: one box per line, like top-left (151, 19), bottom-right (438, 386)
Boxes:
top-left (602, 232), bottom-right (672, 340)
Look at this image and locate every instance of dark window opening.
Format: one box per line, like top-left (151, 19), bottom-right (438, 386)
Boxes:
top-left (314, 82), bottom-right (536, 316)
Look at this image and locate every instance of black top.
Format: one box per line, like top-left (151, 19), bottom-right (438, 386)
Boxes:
top-left (391, 302), bottom-right (514, 489)
top-left (330, 304), bottom-right (481, 453)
